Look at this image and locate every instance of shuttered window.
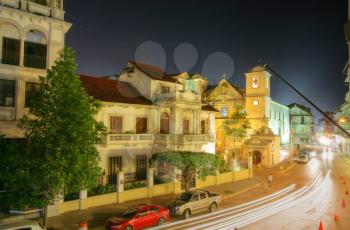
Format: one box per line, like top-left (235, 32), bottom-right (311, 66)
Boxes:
top-left (136, 117), bottom-right (147, 134)
top-left (110, 116), bottom-right (122, 133)
top-left (183, 119), bottom-right (190, 134)
top-left (160, 112), bottom-right (170, 134)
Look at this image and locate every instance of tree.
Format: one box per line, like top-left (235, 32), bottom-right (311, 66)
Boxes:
top-left (151, 151), bottom-right (220, 192)
top-left (221, 105), bottom-right (250, 164)
top-left (1, 47), bottom-right (105, 226)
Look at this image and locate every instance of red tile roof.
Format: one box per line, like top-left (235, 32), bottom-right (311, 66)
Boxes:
top-left (128, 61), bottom-right (179, 83)
top-left (79, 75), bottom-right (152, 105)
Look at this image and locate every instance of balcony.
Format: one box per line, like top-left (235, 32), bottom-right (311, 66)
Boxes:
top-left (155, 91), bottom-right (201, 103)
top-left (24, 53), bottom-right (46, 69)
top-left (0, 0), bottom-right (65, 20)
top-left (103, 133), bottom-right (154, 145)
top-left (154, 134), bottom-right (216, 145)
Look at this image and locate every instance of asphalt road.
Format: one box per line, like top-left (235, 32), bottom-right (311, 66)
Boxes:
top-left (153, 150), bottom-right (350, 230)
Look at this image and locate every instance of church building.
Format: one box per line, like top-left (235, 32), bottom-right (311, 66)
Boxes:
top-left (206, 64), bottom-right (290, 168)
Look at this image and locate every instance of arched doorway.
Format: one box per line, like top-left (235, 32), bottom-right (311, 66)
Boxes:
top-left (253, 151), bottom-right (262, 165)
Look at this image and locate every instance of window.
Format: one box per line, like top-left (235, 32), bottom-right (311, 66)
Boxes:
top-left (301, 116), bottom-right (304, 124)
top-left (201, 120), bottom-right (206, 134)
top-left (108, 157), bottom-right (122, 184)
top-left (253, 99), bottom-right (259, 106)
top-left (2, 37), bottom-right (20, 65)
top-left (161, 86), bottom-right (170, 94)
top-left (200, 193), bottom-right (206, 200)
top-left (25, 82), bottom-right (40, 107)
top-left (150, 207), bottom-right (159, 213)
top-left (183, 119), bottom-right (190, 134)
top-left (192, 194), bottom-right (199, 202)
top-left (138, 208), bottom-right (148, 217)
top-left (136, 155), bottom-right (147, 180)
top-left (252, 77), bottom-right (259, 88)
top-left (160, 112), bottom-right (170, 134)
top-left (186, 80), bottom-right (198, 94)
top-left (221, 106), bottom-right (228, 118)
top-left (136, 117), bottom-right (147, 133)
top-left (0, 79), bottom-right (15, 107)
top-left (110, 116), bottom-right (122, 133)
top-left (24, 41), bottom-right (47, 69)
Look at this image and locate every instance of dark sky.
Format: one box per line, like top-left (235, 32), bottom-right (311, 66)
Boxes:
top-left (65, 0), bottom-right (348, 117)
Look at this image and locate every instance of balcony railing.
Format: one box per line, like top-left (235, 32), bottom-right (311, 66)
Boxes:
top-left (155, 91), bottom-right (201, 103)
top-left (24, 54), bottom-right (46, 69)
top-left (104, 133), bottom-right (154, 145)
top-left (154, 134), bottom-right (216, 145)
top-left (1, 50), bottom-right (20, 66)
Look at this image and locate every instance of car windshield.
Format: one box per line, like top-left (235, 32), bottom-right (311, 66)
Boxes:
top-left (120, 207), bottom-right (139, 219)
top-left (177, 192), bottom-right (193, 202)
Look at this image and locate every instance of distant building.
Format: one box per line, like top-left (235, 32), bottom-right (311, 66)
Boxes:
top-left (288, 103), bottom-right (313, 146)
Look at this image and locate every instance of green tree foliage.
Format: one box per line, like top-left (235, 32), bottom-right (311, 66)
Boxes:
top-left (1, 48), bottom-right (105, 226)
top-left (221, 105), bottom-right (250, 158)
top-left (151, 151), bottom-right (220, 192)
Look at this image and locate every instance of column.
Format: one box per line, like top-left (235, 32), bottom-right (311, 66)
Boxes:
top-left (19, 37), bottom-right (25, 67)
top-left (79, 189), bottom-right (88, 210)
top-left (147, 167), bottom-right (155, 198)
top-left (116, 171), bottom-right (124, 193)
top-left (248, 153), bottom-right (253, 179)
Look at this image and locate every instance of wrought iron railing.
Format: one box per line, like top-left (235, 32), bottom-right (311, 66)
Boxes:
top-left (1, 50), bottom-right (20, 66)
top-left (24, 53), bottom-right (46, 69)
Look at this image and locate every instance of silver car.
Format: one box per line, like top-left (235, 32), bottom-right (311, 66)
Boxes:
top-left (0, 220), bottom-right (45, 230)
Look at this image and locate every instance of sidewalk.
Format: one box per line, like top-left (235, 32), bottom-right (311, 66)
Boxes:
top-left (47, 176), bottom-right (264, 230)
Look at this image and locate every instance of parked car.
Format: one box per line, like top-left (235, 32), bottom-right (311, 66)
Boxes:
top-left (106, 204), bottom-right (170, 230)
top-left (0, 220), bottom-right (45, 230)
top-left (297, 155), bottom-right (309, 163)
top-left (167, 189), bottom-right (221, 219)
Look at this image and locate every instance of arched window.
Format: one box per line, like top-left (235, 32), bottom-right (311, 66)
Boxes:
top-left (160, 112), bottom-right (170, 134)
top-left (24, 30), bottom-right (47, 69)
top-left (1, 23), bottom-right (20, 65)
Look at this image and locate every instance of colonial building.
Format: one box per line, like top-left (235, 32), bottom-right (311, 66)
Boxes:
top-left (206, 64), bottom-right (290, 168)
top-left (80, 61), bottom-right (217, 185)
top-left (288, 103), bottom-right (313, 146)
top-left (0, 0), bottom-right (71, 137)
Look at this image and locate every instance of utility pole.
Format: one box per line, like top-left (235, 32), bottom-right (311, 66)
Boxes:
top-left (264, 64), bottom-right (350, 139)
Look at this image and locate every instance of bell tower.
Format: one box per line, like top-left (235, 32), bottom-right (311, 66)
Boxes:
top-left (245, 64), bottom-right (271, 133)
top-left (0, 0), bottom-right (71, 137)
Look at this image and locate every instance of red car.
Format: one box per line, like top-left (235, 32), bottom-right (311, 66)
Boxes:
top-left (106, 204), bottom-right (170, 230)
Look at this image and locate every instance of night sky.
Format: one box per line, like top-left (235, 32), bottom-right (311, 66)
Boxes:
top-left (65, 0), bottom-right (348, 118)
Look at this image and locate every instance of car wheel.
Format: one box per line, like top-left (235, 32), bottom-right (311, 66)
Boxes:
top-left (125, 226), bottom-right (133, 230)
top-left (209, 202), bottom-right (217, 213)
top-left (158, 217), bottom-right (166, 225)
top-left (183, 209), bottom-right (191, 219)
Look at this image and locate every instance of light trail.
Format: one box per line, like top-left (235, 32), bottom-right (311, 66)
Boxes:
top-left (150, 184), bottom-right (296, 230)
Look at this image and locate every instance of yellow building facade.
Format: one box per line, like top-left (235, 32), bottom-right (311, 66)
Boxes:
top-left (206, 65), bottom-right (290, 168)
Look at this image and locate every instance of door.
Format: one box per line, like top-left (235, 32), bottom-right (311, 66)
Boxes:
top-left (136, 155), bottom-right (147, 180)
top-left (253, 151), bottom-right (262, 165)
top-left (134, 208), bottom-right (152, 230)
top-left (149, 206), bottom-right (161, 226)
top-left (190, 194), bottom-right (201, 214)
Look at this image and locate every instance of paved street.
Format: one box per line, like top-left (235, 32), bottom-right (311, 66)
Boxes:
top-left (151, 149), bottom-right (350, 230)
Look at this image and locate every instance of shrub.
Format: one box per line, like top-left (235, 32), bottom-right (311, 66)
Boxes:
top-left (124, 181), bottom-right (147, 190)
top-left (88, 184), bottom-right (116, 197)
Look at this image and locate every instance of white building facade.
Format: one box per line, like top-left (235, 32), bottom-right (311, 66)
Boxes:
top-left (0, 0), bottom-right (71, 137)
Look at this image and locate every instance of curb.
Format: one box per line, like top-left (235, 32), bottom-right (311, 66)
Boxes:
top-left (222, 181), bottom-right (265, 200)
